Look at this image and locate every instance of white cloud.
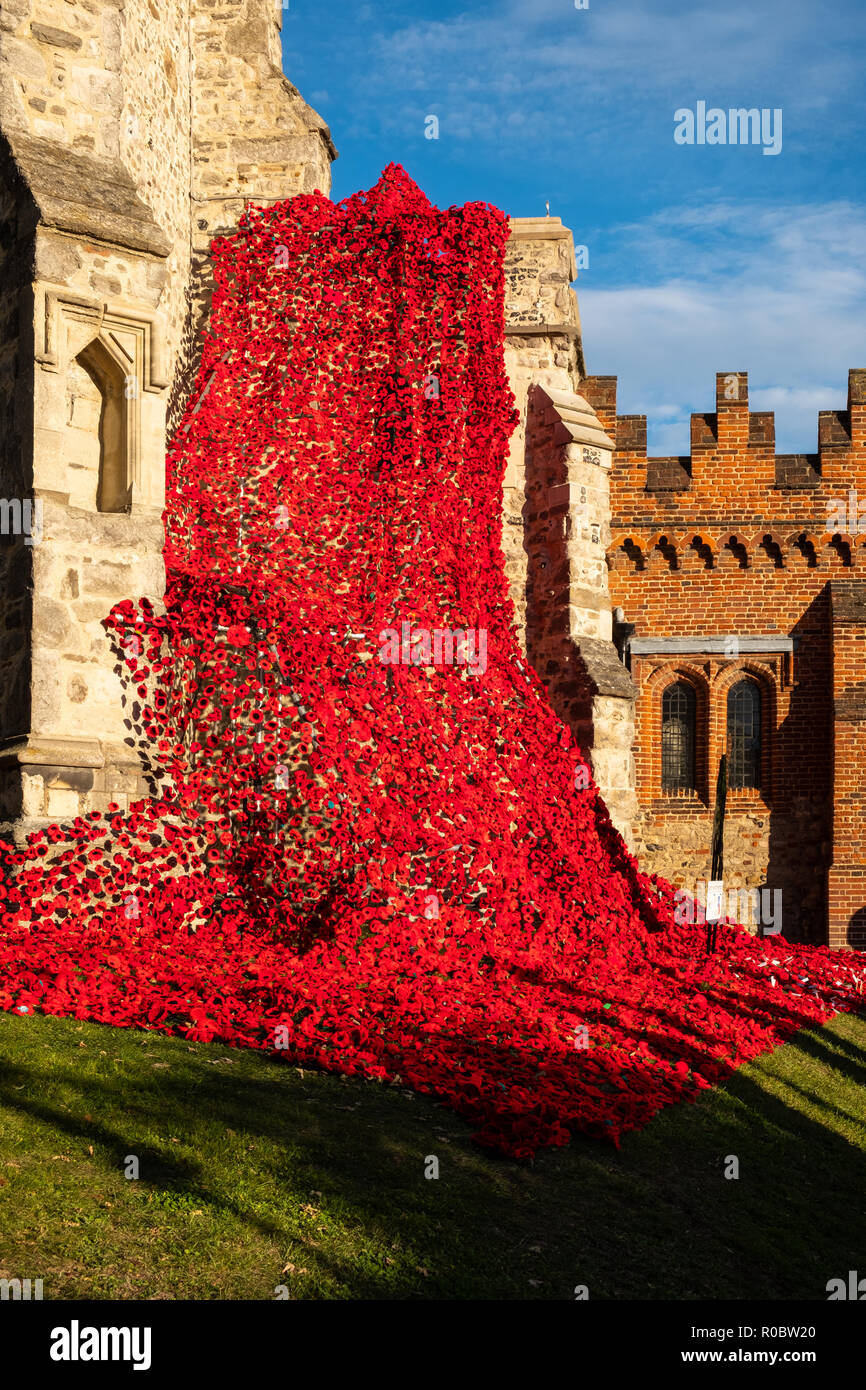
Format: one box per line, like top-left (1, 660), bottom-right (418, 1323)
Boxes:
top-left (289, 4), bottom-right (866, 457)
top-left (365, 0), bottom-right (864, 145)
top-left (580, 200), bottom-right (866, 453)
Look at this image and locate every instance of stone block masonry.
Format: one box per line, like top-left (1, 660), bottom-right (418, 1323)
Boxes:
top-left (504, 221), bottom-right (637, 846)
top-left (0, 2), bottom-right (335, 842)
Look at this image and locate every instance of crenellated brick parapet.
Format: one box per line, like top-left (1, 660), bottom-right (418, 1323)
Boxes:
top-left (583, 370), bottom-right (866, 557)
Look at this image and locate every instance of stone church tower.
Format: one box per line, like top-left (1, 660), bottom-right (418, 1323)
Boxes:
top-left (0, 1), bottom-right (334, 837)
top-left (0, 1), bottom-right (635, 850)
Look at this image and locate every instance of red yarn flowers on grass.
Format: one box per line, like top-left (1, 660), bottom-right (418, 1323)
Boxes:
top-left (0, 167), bottom-right (863, 1158)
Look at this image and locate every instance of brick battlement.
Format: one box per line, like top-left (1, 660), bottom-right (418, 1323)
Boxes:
top-left (582, 371), bottom-right (866, 573)
top-left (600, 364), bottom-right (866, 948)
top-left (583, 367), bottom-right (866, 486)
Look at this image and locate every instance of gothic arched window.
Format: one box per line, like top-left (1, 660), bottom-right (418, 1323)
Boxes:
top-left (75, 338), bottom-right (130, 514)
top-left (727, 679), bottom-right (761, 789)
top-left (661, 681), bottom-right (696, 792)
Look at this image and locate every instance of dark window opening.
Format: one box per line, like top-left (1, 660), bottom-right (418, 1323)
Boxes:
top-left (662, 681), bottom-right (696, 792)
top-left (727, 679), bottom-right (761, 789)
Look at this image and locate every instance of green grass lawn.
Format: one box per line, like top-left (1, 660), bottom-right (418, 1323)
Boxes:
top-left (1, 1008), bottom-right (865, 1300)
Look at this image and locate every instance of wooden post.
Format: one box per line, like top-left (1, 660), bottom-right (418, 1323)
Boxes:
top-left (707, 754), bottom-right (727, 952)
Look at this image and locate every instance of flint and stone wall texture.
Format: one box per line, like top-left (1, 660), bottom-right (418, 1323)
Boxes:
top-left (504, 221), bottom-right (637, 846)
top-left (0, 2), bottom-right (334, 421)
top-left (0, 1), bottom-right (334, 840)
top-left (181, 2), bottom-right (335, 430)
top-left (586, 369), bottom-right (866, 946)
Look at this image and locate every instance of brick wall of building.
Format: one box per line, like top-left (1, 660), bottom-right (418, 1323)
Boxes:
top-left (584, 369), bottom-right (866, 946)
top-left (828, 581), bottom-right (866, 947)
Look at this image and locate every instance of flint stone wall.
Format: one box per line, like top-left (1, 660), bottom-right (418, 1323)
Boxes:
top-left (0, 1), bottom-right (334, 840)
top-left (503, 219), bottom-right (637, 847)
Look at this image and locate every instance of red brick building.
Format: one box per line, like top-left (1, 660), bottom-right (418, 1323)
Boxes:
top-left (581, 370), bottom-right (866, 949)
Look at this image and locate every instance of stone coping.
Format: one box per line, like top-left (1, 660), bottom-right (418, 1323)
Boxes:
top-left (508, 216), bottom-right (577, 279)
top-left (0, 738), bottom-right (104, 769)
top-left (6, 133), bottom-right (171, 258)
top-left (575, 635), bottom-right (637, 699)
top-left (629, 636), bottom-right (795, 655)
top-left (536, 385), bottom-right (616, 452)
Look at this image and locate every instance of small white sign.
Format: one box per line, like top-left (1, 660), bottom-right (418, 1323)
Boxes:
top-left (705, 880), bottom-right (725, 923)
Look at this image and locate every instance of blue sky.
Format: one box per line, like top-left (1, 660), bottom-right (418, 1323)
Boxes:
top-left (282, 0), bottom-right (866, 453)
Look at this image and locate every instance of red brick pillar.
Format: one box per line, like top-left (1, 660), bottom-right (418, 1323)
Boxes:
top-left (828, 581), bottom-right (866, 949)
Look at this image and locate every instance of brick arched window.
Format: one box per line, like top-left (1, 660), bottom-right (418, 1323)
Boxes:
top-left (661, 681), bottom-right (696, 792)
top-left (727, 679), bottom-right (761, 789)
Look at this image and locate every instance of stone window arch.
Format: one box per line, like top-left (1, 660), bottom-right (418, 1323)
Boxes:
top-left (76, 337), bottom-right (130, 513)
top-left (35, 286), bottom-right (169, 513)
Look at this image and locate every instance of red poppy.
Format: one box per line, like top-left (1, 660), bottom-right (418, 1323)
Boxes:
top-left (0, 166), bottom-right (862, 1161)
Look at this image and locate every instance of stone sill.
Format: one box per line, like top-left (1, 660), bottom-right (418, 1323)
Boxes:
top-left (505, 323), bottom-right (581, 339)
top-left (631, 636), bottom-right (794, 656)
top-left (0, 737), bottom-right (104, 769)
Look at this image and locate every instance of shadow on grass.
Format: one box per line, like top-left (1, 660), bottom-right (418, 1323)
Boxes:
top-left (1, 1009), bottom-right (865, 1298)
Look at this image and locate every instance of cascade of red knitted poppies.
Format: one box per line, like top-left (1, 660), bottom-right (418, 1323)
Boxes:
top-left (0, 167), bottom-right (863, 1157)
